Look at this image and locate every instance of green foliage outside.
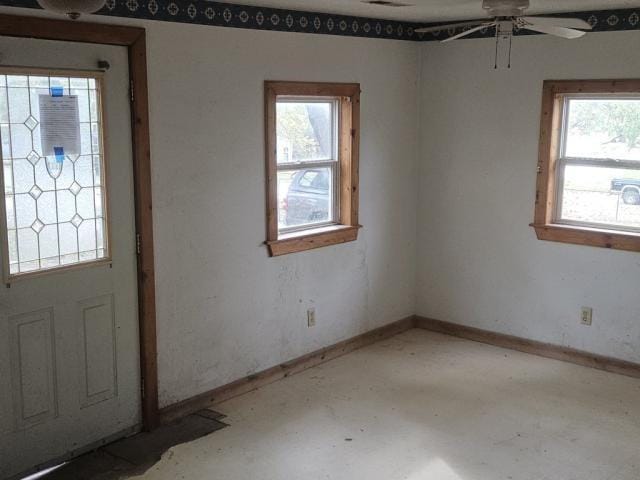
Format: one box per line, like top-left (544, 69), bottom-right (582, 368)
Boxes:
top-left (570, 100), bottom-right (640, 150)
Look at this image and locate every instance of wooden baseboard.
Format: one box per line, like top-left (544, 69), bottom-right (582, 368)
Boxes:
top-left (159, 315), bottom-right (415, 425)
top-left (415, 316), bottom-right (640, 380)
top-left (160, 314), bottom-right (640, 425)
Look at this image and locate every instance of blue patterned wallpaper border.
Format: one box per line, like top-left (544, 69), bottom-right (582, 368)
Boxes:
top-left (0, 0), bottom-right (425, 41)
top-left (1, 1), bottom-right (640, 42)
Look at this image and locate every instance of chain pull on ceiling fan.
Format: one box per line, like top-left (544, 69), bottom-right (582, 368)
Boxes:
top-left (415, 0), bottom-right (592, 68)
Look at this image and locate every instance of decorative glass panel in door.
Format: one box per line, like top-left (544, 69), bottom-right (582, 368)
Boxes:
top-left (0, 70), bottom-right (109, 277)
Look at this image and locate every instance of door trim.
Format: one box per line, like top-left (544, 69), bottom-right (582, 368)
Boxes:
top-left (0, 14), bottom-right (159, 430)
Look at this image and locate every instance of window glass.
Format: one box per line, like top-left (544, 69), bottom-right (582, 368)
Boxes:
top-left (565, 98), bottom-right (640, 161)
top-left (277, 167), bottom-right (333, 230)
top-left (276, 102), bottom-right (333, 164)
top-left (0, 72), bottom-right (108, 276)
top-left (298, 170), bottom-right (319, 188)
top-left (560, 165), bottom-right (640, 230)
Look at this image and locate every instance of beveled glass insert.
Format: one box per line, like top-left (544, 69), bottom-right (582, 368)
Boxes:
top-left (0, 72), bottom-right (108, 275)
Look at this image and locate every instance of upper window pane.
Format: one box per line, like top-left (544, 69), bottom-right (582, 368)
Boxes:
top-left (564, 98), bottom-right (640, 161)
top-left (276, 101), bottom-right (334, 164)
top-left (0, 72), bottom-right (108, 276)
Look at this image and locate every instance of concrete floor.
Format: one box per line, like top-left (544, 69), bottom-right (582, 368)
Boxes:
top-left (135, 329), bottom-right (640, 480)
top-left (34, 411), bottom-right (227, 480)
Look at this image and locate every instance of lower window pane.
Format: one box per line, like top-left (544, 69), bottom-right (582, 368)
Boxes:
top-left (277, 167), bottom-right (333, 231)
top-left (560, 165), bottom-right (640, 230)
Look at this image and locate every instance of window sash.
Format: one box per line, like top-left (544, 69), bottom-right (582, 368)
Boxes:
top-left (553, 94), bottom-right (640, 233)
top-left (275, 159), bottom-right (338, 171)
top-left (277, 161), bottom-right (339, 235)
top-left (276, 97), bottom-right (339, 165)
top-left (559, 156), bottom-right (640, 169)
top-left (275, 96), bottom-right (340, 235)
top-left (554, 156), bottom-right (640, 233)
top-left (560, 95), bottom-right (640, 161)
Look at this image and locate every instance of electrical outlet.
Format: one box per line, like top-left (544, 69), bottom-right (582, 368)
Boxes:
top-left (307, 308), bottom-right (316, 327)
top-left (581, 307), bottom-right (593, 326)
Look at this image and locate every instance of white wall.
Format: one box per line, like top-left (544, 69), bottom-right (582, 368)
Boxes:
top-left (6, 6), bottom-right (639, 412)
top-left (0, 7), bottom-right (419, 408)
top-left (417, 31), bottom-right (640, 363)
top-left (144, 23), bottom-right (419, 407)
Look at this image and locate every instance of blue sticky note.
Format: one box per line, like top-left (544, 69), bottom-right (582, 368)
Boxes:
top-left (50, 87), bottom-right (63, 97)
top-left (53, 146), bottom-right (64, 163)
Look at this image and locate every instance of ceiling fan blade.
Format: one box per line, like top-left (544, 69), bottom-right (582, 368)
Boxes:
top-left (521, 16), bottom-right (592, 30)
top-left (522, 23), bottom-right (587, 39)
top-left (441, 22), bottom-right (496, 43)
top-left (415, 20), bottom-right (487, 34)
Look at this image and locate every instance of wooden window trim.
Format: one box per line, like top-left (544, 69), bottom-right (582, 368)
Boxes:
top-left (532, 79), bottom-right (640, 253)
top-left (265, 81), bottom-right (361, 257)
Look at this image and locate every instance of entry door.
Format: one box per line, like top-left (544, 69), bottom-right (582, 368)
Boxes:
top-left (0, 37), bottom-right (140, 479)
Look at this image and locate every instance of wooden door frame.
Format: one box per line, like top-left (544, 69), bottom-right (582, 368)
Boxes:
top-left (0, 14), bottom-right (159, 430)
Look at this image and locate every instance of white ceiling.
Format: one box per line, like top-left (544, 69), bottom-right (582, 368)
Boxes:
top-left (221, 0), bottom-right (640, 22)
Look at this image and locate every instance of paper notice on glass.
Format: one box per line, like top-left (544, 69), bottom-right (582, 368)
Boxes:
top-left (39, 94), bottom-right (81, 157)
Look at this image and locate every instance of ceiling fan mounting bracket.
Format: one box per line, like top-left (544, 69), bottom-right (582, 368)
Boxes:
top-left (483, 0), bottom-right (529, 17)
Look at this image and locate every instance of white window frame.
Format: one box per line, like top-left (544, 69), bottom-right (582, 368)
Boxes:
top-left (553, 94), bottom-right (640, 234)
top-left (276, 96), bottom-right (340, 235)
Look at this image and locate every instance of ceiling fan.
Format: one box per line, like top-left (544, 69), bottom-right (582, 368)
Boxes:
top-left (415, 0), bottom-right (592, 66)
top-left (415, 0), bottom-right (592, 41)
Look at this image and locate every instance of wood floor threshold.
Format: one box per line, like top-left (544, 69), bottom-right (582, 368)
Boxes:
top-left (415, 316), bottom-right (640, 380)
top-left (158, 315), bottom-right (415, 425)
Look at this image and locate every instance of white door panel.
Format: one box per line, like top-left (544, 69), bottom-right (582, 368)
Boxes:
top-left (0, 37), bottom-right (140, 479)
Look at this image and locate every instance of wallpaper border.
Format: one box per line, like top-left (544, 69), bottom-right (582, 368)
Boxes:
top-left (0, 1), bottom-right (639, 42)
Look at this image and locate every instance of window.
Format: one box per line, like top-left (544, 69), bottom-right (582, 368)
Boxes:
top-left (533, 80), bottom-right (640, 252)
top-left (0, 69), bottom-right (109, 278)
top-left (265, 81), bottom-right (360, 256)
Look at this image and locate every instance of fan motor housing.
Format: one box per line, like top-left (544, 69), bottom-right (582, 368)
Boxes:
top-left (482, 0), bottom-right (529, 16)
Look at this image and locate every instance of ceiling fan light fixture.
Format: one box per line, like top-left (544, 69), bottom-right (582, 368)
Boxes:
top-left (36, 0), bottom-right (106, 19)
